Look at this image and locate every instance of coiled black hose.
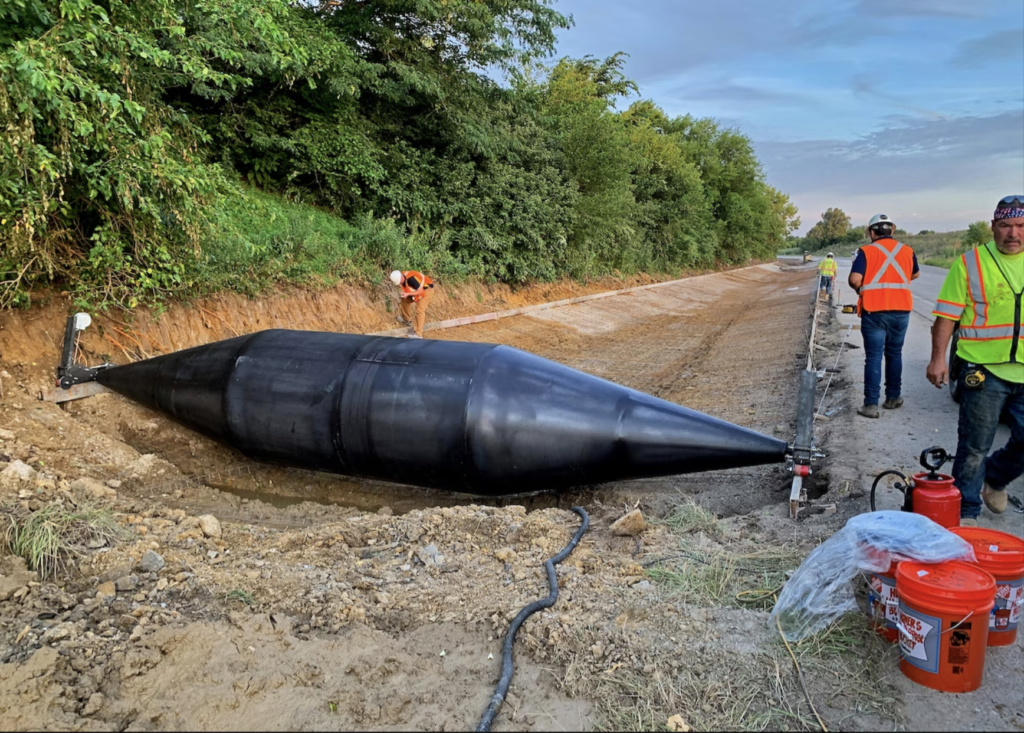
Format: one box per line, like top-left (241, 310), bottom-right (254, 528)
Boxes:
top-left (869, 470), bottom-right (909, 512)
top-left (476, 506), bottom-right (590, 732)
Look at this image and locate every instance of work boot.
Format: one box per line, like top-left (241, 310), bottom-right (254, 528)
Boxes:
top-left (981, 483), bottom-right (1007, 514)
top-left (959, 517), bottom-right (979, 527)
top-left (407, 334), bottom-right (423, 339)
top-left (397, 315), bottom-right (411, 325)
top-left (882, 397), bottom-right (904, 410)
top-left (857, 404), bottom-right (879, 418)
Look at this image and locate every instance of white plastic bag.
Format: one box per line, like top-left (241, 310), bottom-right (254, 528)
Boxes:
top-left (769, 511), bottom-right (976, 641)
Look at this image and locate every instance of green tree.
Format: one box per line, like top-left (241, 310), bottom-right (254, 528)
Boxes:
top-left (805, 208), bottom-right (852, 248)
top-left (542, 54), bottom-right (639, 275)
top-left (962, 221), bottom-right (993, 249)
top-left (619, 100), bottom-right (712, 270)
top-left (0, 0), bottom-right (321, 308)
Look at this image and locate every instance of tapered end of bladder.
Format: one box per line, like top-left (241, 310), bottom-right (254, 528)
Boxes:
top-left (465, 346), bottom-right (789, 491)
top-left (616, 394), bottom-right (789, 474)
top-left (96, 334), bottom-right (253, 444)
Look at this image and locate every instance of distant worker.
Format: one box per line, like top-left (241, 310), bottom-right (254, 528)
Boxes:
top-left (818, 252), bottom-right (837, 296)
top-left (926, 195), bottom-right (1023, 526)
top-left (390, 269), bottom-right (435, 339)
top-left (848, 213), bottom-right (920, 418)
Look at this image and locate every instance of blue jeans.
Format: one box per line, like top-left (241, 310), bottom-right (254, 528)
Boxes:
top-left (953, 367), bottom-right (1024, 519)
top-left (820, 276), bottom-right (833, 295)
top-left (860, 311), bottom-right (910, 406)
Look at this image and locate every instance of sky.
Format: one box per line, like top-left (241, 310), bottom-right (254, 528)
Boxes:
top-left (545, 0), bottom-right (1024, 234)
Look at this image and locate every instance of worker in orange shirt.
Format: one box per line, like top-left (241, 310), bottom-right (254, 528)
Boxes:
top-left (390, 269), bottom-right (435, 339)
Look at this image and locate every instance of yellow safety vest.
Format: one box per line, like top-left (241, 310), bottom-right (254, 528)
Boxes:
top-left (933, 244), bottom-right (1022, 365)
top-left (818, 259), bottom-right (837, 277)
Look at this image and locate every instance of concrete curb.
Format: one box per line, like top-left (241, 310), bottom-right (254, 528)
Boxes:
top-left (372, 263), bottom-right (778, 337)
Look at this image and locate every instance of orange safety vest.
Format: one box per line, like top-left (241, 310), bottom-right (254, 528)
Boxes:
top-left (859, 238), bottom-right (914, 313)
top-left (401, 271), bottom-right (434, 302)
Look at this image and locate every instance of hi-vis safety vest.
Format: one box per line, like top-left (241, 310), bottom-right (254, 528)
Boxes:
top-left (401, 270), bottom-right (434, 302)
top-left (933, 244), bottom-right (1022, 366)
top-left (859, 238), bottom-right (914, 313)
top-left (818, 259), bottom-right (837, 277)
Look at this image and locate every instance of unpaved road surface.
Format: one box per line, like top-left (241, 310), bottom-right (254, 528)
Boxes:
top-left (0, 261), bottom-right (993, 732)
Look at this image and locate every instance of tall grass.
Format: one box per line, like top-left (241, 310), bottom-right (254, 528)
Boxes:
top-left (197, 188), bottom-right (477, 298)
top-left (910, 230), bottom-right (970, 268)
top-left (2, 503), bottom-right (129, 578)
top-left (793, 228), bottom-right (971, 268)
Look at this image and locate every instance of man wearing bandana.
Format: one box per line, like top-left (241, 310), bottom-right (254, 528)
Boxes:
top-left (927, 196), bottom-right (1024, 525)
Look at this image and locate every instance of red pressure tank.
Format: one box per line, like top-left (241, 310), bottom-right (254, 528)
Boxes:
top-left (870, 447), bottom-right (961, 527)
top-left (909, 470), bottom-right (961, 529)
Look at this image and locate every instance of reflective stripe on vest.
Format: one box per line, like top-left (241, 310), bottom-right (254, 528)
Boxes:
top-left (954, 244), bottom-right (1022, 365)
top-left (963, 249), bottom-right (988, 325)
top-left (933, 300), bottom-right (965, 319)
top-left (861, 241), bottom-right (909, 290)
top-left (402, 271), bottom-right (433, 301)
top-left (959, 325), bottom-right (1015, 340)
top-left (860, 239), bottom-right (914, 312)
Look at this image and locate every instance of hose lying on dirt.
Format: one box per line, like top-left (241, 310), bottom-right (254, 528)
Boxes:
top-left (476, 506), bottom-right (590, 733)
top-left (869, 470), bottom-right (909, 512)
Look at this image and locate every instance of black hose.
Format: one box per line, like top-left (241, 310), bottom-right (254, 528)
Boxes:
top-left (870, 470), bottom-right (909, 512)
top-left (476, 506), bottom-right (590, 733)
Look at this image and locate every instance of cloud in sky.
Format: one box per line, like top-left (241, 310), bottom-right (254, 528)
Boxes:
top-left (951, 29), bottom-right (1024, 68)
top-left (852, 0), bottom-right (996, 18)
top-left (755, 111), bottom-right (1024, 230)
top-left (549, 0), bottom-right (1023, 232)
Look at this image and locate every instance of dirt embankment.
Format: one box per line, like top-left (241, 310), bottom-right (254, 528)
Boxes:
top-left (0, 271), bottom-right (691, 369)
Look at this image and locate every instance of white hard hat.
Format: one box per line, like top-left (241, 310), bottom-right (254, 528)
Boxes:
top-left (389, 270), bottom-right (403, 285)
top-left (827, 252), bottom-right (834, 257)
top-left (867, 213), bottom-right (896, 229)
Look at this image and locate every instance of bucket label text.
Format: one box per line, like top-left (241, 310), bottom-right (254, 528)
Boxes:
top-left (869, 573), bottom-right (898, 628)
top-left (992, 577), bottom-right (1023, 631)
top-left (898, 601), bottom-right (940, 675)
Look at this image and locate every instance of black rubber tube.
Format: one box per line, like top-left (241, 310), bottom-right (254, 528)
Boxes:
top-left (870, 470), bottom-right (909, 512)
top-left (95, 330), bottom-right (789, 496)
top-left (476, 506), bottom-right (590, 732)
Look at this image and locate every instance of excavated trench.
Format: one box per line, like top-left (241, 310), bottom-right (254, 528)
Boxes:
top-left (37, 263), bottom-right (818, 527)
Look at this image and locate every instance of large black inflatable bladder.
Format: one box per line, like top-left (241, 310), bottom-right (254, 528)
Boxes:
top-left (95, 330), bottom-right (789, 495)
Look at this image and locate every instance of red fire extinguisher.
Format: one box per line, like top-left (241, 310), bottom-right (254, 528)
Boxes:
top-left (870, 447), bottom-right (961, 528)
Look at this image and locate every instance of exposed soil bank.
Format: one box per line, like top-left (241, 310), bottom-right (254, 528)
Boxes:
top-left (0, 271), bottom-right (697, 367)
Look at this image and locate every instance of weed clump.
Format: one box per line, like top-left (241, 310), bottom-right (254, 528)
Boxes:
top-left (1, 503), bottom-right (129, 579)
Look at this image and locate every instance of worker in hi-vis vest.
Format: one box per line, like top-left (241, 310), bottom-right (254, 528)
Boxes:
top-left (848, 213), bottom-right (921, 418)
top-left (390, 269), bottom-right (435, 338)
top-left (818, 252), bottom-right (838, 296)
top-left (927, 195), bottom-right (1024, 525)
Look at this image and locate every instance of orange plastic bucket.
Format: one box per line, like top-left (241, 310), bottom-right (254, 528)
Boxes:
top-left (950, 527), bottom-right (1024, 647)
top-left (867, 561), bottom-right (899, 643)
top-left (896, 561), bottom-right (995, 693)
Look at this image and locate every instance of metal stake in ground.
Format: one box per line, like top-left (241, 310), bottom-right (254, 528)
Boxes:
top-left (476, 507), bottom-right (590, 732)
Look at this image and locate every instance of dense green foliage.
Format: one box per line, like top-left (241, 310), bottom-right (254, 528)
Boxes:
top-left (1, 0), bottom-right (799, 310)
top-left (800, 208), bottom-right (863, 251)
